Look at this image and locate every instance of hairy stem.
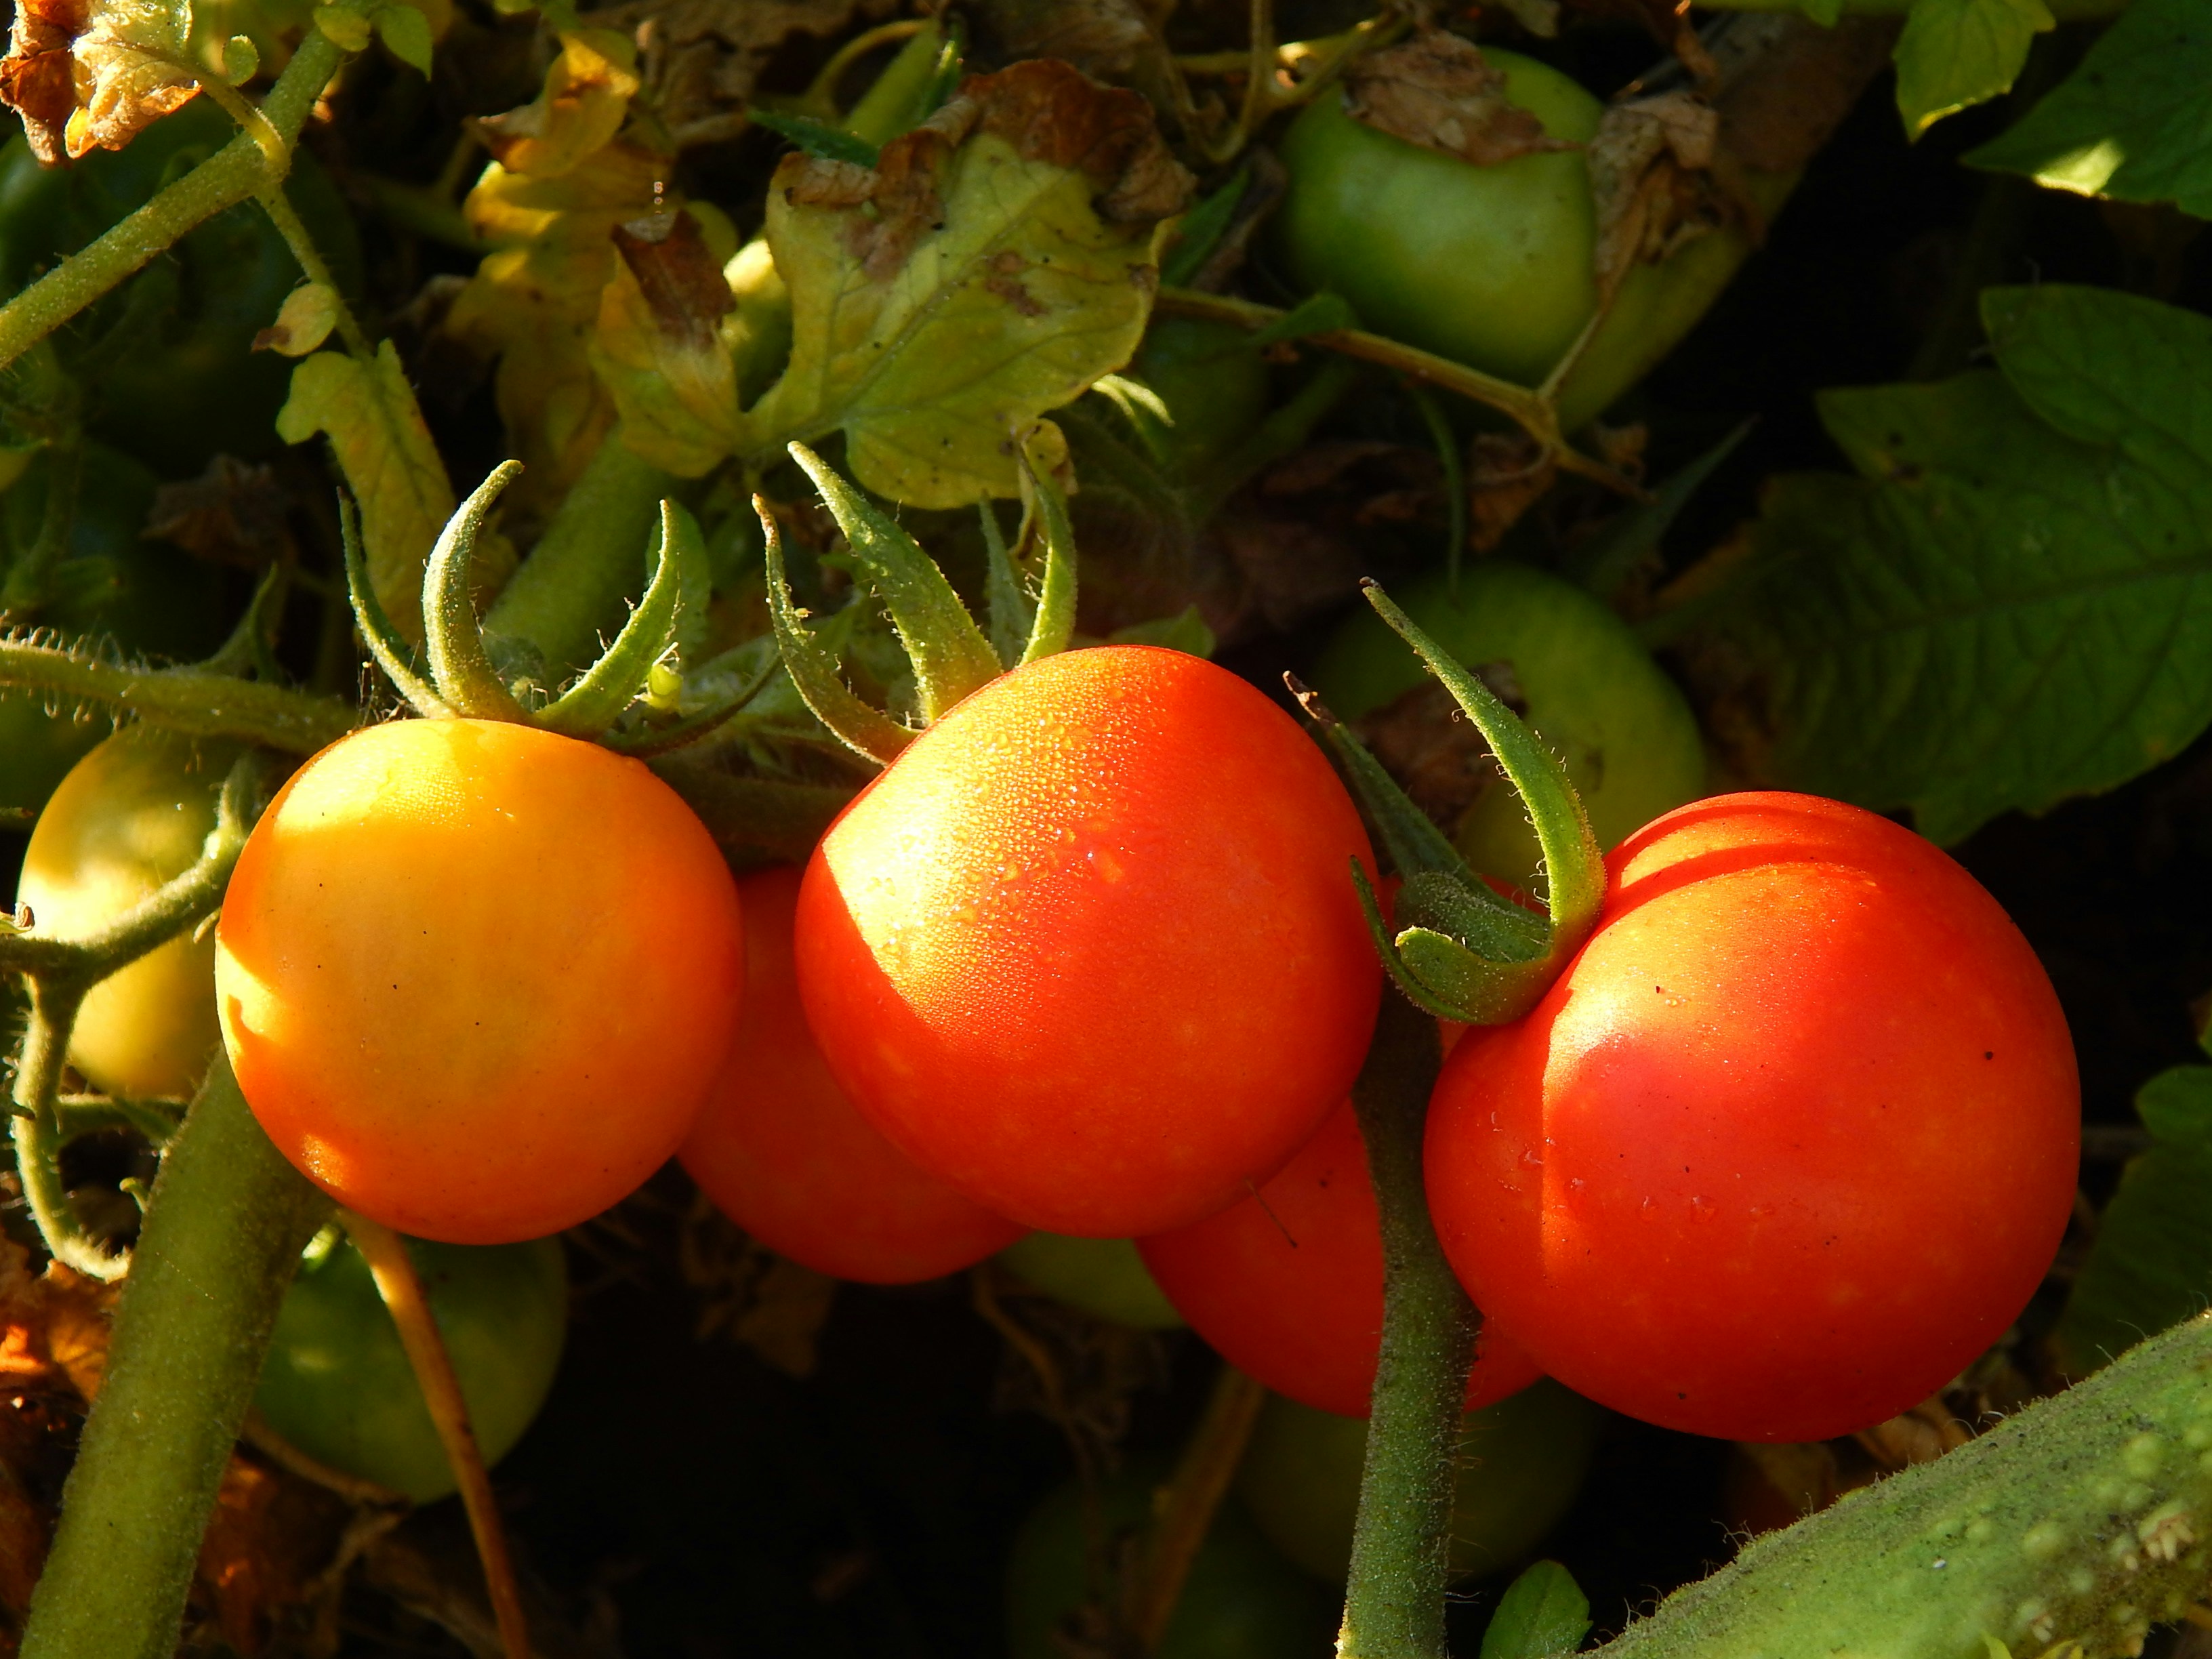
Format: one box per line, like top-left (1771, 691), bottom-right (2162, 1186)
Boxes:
top-left (0, 638), bottom-right (354, 753)
top-left (255, 187), bottom-right (374, 359)
top-left (0, 31), bottom-right (348, 373)
top-left (482, 434), bottom-right (672, 682)
top-left (18, 1055), bottom-right (330, 1659)
top-left (1341, 995), bottom-right (1473, 1659)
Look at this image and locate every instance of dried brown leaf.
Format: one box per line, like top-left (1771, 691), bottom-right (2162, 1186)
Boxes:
top-left (1589, 89), bottom-right (1724, 305)
top-left (0, 0), bottom-right (199, 165)
top-left (612, 210), bottom-right (735, 348)
top-left (580, 0), bottom-right (896, 134)
top-left (146, 456), bottom-right (298, 569)
top-left (1343, 32), bottom-right (1575, 167)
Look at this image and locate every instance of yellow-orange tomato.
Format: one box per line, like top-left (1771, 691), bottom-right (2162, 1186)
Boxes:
top-left (681, 865), bottom-right (1025, 1282)
top-left (216, 718), bottom-right (743, 1244)
top-left (795, 646), bottom-right (1380, 1237)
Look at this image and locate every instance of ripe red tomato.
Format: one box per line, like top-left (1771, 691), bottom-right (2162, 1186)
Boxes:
top-left (1425, 793), bottom-right (2079, 1441)
top-left (680, 865), bottom-right (1025, 1282)
top-left (216, 718), bottom-right (744, 1244)
top-left (795, 645), bottom-right (1380, 1237)
top-left (1139, 1099), bottom-right (1540, 1418)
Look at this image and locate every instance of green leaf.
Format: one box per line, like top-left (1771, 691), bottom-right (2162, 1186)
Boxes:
top-left (1685, 285), bottom-right (2212, 846)
top-left (738, 58), bottom-right (1191, 507)
top-left (1965, 0), bottom-right (2212, 216)
top-left (373, 1), bottom-right (434, 75)
top-left (1893, 0), bottom-right (2053, 139)
top-left (1160, 168), bottom-right (1249, 288)
top-left (1482, 1561), bottom-right (1591, 1659)
top-left (277, 343), bottom-right (457, 642)
top-left (749, 110), bottom-right (881, 167)
top-left (2055, 1052), bottom-right (2212, 1376)
top-left (1107, 605), bottom-right (1214, 657)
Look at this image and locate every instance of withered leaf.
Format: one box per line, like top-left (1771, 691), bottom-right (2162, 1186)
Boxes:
top-left (1342, 32), bottom-right (1574, 167)
top-left (612, 210), bottom-right (736, 348)
top-left (590, 206), bottom-right (743, 476)
top-left (579, 0), bottom-right (896, 136)
top-left (471, 28), bottom-right (640, 181)
top-left (146, 455), bottom-right (297, 569)
top-left (1588, 89), bottom-right (1725, 306)
top-left (0, 0), bottom-right (199, 165)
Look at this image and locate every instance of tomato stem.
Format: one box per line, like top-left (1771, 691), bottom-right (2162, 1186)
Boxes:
top-left (1341, 993), bottom-right (1472, 1659)
top-left (340, 1212), bottom-right (535, 1659)
top-left (0, 636), bottom-right (357, 753)
top-left (0, 30), bottom-right (348, 374)
top-left (16, 1054), bottom-right (330, 1659)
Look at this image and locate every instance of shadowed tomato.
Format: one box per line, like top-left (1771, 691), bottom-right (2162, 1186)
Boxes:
top-left (216, 718), bottom-right (745, 1244)
top-left (1425, 793), bottom-right (2080, 1441)
top-left (681, 865), bottom-right (1024, 1282)
top-left (1141, 1099), bottom-right (1540, 1418)
top-left (795, 645), bottom-right (1380, 1237)
top-left (998, 1233), bottom-right (1186, 1329)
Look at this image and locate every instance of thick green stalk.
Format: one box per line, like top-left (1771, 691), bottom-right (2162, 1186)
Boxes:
top-left (1340, 995), bottom-right (1473, 1659)
top-left (482, 434), bottom-right (672, 680)
top-left (1599, 1311), bottom-right (2212, 1658)
top-left (0, 31), bottom-right (346, 372)
top-left (19, 1056), bottom-right (330, 1659)
top-left (0, 638), bottom-right (354, 753)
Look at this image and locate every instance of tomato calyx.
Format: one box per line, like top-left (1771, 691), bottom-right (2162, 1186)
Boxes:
top-left (760, 439), bottom-right (1076, 764)
top-left (343, 463), bottom-right (765, 752)
top-left (1296, 579), bottom-right (1604, 1027)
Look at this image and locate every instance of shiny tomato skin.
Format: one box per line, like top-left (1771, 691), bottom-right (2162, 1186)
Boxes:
top-left (216, 718), bottom-right (744, 1245)
top-left (1425, 792), bottom-right (2080, 1442)
top-left (680, 865), bottom-right (1024, 1282)
top-left (796, 645), bottom-right (1380, 1237)
top-left (1140, 1099), bottom-right (1540, 1418)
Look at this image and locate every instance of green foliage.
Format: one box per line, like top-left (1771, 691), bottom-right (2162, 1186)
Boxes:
top-left (2055, 1037), bottom-right (2212, 1376)
top-left (1967, 0), bottom-right (2212, 216)
top-left (747, 110), bottom-right (881, 167)
top-left (1687, 284), bottom-right (2212, 845)
top-left (1893, 0), bottom-right (2054, 139)
top-left (1481, 1561), bottom-right (1591, 1659)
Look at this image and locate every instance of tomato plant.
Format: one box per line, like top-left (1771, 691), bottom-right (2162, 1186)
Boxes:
top-left (1309, 560), bottom-right (1706, 893)
top-left (680, 863), bottom-right (1024, 1284)
top-left (1122, 318), bottom-right (1273, 482)
top-left (1234, 1380), bottom-right (1605, 1583)
top-left (16, 724), bottom-right (242, 1098)
top-left (1004, 1463), bottom-right (1334, 1659)
top-left (794, 644), bottom-right (1380, 1237)
top-left (215, 718), bottom-right (745, 1244)
top-left (255, 1225), bottom-right (567, 1504)
top-left (1425, 793), bottom-right (2081, 1442)
top-left (997, 1232), bottom-right (1186, 1329)
top-left (1139, 1098), bottom-right (1541, 1418)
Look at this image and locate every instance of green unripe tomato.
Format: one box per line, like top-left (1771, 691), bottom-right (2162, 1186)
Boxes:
top-left (1308, 560), bottom-right (1706, 893)
top-left (1274, 50), bottom-right (1761, 430)
top-left (16, 725), bottom-right (244, 1098)
top-left (1234, 1379), bottom-right (1605, 1584)
top-left (0, 445), bottom-right (230, 814)
top-left (1006, 1463), bottom-right (1334, 1659)
top-left (1124, 318), bottom-right (1273, 481)
top-left (255, 1226), bottom-right (569, 1504)
top-left (998, 1233), bottom-right (1187, 1330)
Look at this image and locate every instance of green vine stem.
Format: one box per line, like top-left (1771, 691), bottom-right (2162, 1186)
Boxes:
top-left (0, 637), bottom-right (355, 752)
top-left (0, 30), bottom-right (348, 373)
top-left (16, 1052), bottom-right (331, 1659)
top-left (254, 186), bottom-right (373, 359)
top-left (482, 434), bottom-right (674, 682)
top-left (1599, 1309), bottom-right (2212, 1657)
top-left (5, 751), bottom-right (264, 1279)
top-left (1340, 994), bottom-right (1472, 1659)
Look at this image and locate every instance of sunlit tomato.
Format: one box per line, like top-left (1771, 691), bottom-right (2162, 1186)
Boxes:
top-left (216, 718), bottom-right (744, 1244)
top-left (998, 1233), bottom-right (1185, 1330)
top-left (255, 1225), bottom-right (567, 1503)
top-left (1233, 1380), bottom-right (1605, 1583)
top-left (1425, 793), bottom-right (2080, 1441)
top-left (16, 726), bottom-right (243, 1098)
top-left (1005, 1464), bottom-right (1334, 1659)
top-left (680, 864), bottom-right (1023, 1283)
top-left (1308, 560), bottom-right (1706, 895)
top-left (795, 645), bottom-right (1380, 1236)
top-left (1139, 1099), bottom-right (1540, 1418)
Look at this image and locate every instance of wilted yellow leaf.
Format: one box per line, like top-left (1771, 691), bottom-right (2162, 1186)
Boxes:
top-left (0, 0), bottom-right (201, 164)
top-left (737, 58), bottom-right (1190, 506)
top-left (276, 344), bottom-right (456, 641)
top-left (588, 208), bottom-right (743, 476)
top-left (472, 28), bottom-right (640, 181)
top-left (253, 281), bottom-right (338, 356)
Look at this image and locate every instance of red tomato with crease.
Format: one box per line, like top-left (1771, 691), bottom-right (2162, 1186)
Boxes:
top-left (681, 865), bottom-right (1026, 1283)
top-left (794, 646), bottom-right (1381, 1237)
top-left (1425, 792), bottom-right (2079, 1442)
top-left (1141, 1098), bottom-right (1541, 1418)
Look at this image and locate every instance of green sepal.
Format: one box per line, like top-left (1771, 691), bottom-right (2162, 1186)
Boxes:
top-left (787, 443), bottom-right (1002, 722)
top-left (1160, 169), bottom-right (1250, 289)
top-left (1014, 449), bottom-right (1076, 666)
top-left (535, 499), bottom-right (697, 740)
top-left (1481, 1560), bottom-right (1591, 1659)
top-left (979, 501), bottom-right (1031, 670)
top-left (422, 462), bottom-right (529, 723)
top-left (757, 493), bottom-right (914, 766)
top-left (602, 655), bottom-right (779, 759)
top-left (341, 495), bottom-right (447, 718)
top-left (750, 110), bottom-right (882, 168)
